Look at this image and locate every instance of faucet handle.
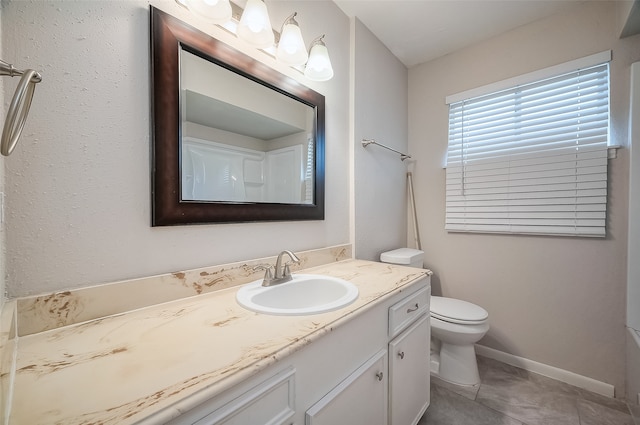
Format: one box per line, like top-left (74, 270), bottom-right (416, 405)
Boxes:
top-left (253, 264), bottom-right (274, 278)
top-left (283, 258), bottom-right (300, 276)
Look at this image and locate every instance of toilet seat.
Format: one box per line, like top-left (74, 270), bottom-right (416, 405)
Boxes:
top-left (431, 296), bottom-right (488, 325)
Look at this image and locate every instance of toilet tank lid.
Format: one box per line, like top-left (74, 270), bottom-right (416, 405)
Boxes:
top-left (380, 248), bottom-right (424, 264)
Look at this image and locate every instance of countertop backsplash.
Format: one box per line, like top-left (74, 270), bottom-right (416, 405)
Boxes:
top-left (15, 244), bottom-right (352, 336)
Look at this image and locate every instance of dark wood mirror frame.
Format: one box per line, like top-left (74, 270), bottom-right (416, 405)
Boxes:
top-left (150, 7), bottom-right (325, 226)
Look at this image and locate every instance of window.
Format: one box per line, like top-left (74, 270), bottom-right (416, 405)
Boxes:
top-left (445, 52), bottom-right (611, 237)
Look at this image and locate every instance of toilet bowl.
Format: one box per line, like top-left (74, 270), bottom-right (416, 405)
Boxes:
top-left (379, 248), bottom-right (490, 387)
top-left (430, 296), bottom-right (489, 386)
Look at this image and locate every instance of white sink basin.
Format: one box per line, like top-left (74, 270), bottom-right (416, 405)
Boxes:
top-left (236, 274), bottom-right (359, 316)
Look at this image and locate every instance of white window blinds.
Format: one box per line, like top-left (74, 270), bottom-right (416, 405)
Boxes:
top-left (445, 59), bottom-right (610, 237)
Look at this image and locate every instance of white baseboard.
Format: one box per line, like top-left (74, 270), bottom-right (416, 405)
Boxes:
top-left (475, 344), bottom-right (615, 398)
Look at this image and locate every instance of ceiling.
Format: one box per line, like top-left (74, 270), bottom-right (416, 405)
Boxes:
top-left (333, 0), bottom-right (589, 68)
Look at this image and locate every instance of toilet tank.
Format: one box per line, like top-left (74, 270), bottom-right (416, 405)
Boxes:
top-left (380, 248), bottom-right (424, 268)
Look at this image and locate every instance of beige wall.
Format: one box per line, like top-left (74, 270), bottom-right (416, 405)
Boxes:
top-left (409, 1), bottom-right (638, 397)
top-left (1, 0), bottom-right (351, 297)
top-left (353, 18), bottom-right (409, 261)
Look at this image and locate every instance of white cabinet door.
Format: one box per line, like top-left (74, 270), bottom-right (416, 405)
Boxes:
top-left (389, 314), bottom-right (430, 425)
top-left (306, 350), bottom-right (388, 425)
top-left (169, 368), bottom-right (295, 425)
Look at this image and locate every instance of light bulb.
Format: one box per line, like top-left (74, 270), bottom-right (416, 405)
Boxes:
top-left (305, 35), bottom-right (334, 81)
top-left (276, 13), bottom-right (308, 66)
top-left (237, 0), bottom-right (274, 49)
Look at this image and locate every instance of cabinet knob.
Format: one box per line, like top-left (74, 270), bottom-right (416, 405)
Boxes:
top-left (398, 351), bottom-right (405, 359)
top-left (376, 372), bottom-right (384, 381)
top-left (407, 303), bottom-right (419, 313)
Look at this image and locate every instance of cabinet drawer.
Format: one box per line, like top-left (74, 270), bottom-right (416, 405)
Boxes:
top-left (388, 286), bottom-right (429, 338)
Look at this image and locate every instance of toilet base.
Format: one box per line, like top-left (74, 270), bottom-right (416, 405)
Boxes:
top-left (431, 342), bottom-right (481, 386)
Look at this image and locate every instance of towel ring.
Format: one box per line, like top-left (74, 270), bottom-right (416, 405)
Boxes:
top-left (0, 60), bottom-right (42, 156)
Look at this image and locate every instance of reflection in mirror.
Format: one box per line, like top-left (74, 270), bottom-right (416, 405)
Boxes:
top-left (150, 7), bottom-right (325, 226)
top-left (180, 48), bottom-right (315, 204)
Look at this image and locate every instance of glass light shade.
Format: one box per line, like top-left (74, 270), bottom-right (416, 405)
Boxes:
top-left (304, 38), bottom-right (334, 81)
top-left (237, 0), bottom-right (275, 49)
top-left (276, 17), bottom-right (308, 66)
top-left (185, 0), bottom-right (232, 24)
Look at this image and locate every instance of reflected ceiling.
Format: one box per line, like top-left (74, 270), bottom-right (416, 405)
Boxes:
top-left (184, 90), bottom-right (303, 140)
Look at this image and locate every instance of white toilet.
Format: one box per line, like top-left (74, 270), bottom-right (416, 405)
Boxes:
top-left (380, 248), bottom-right (489, 386)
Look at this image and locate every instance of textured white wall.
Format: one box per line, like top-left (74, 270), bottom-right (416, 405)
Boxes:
top-left (408, 1), bottom-right (637, 397)
top-left (1, 0), bottom-right (350, 297)
top-left (353, 18), bottom-right (408, 261)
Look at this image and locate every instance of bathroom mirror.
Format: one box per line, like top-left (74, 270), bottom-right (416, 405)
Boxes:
top-left (151, 7), bottom-right (325, 226)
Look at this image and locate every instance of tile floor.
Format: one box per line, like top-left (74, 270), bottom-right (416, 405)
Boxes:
top-left (420, 356), bottom-right (638, 425)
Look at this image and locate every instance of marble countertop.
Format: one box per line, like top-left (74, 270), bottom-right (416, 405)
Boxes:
top-left (10, 259), bottom-right (429, 425)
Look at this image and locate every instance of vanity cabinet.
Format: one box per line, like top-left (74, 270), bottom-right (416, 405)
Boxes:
top-left (304, 284), bottom-right (431, 425)
top-left (168, 276), bottom-right (430, 425)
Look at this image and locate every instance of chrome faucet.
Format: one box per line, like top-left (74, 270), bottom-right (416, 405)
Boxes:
top-left (257, 250), bottom-right (301, 287)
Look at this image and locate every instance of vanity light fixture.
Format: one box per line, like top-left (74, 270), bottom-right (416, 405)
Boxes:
top-left (183, 0), bottom-right (232, 24)
top-left (276, 13), bottom-right (308, 66)
top-left (237, 0), bottom-right (274, 49)
top-left (174, 0), bottom-right (334, 81)
top-left (304, 35), bottom-right (334, 82)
